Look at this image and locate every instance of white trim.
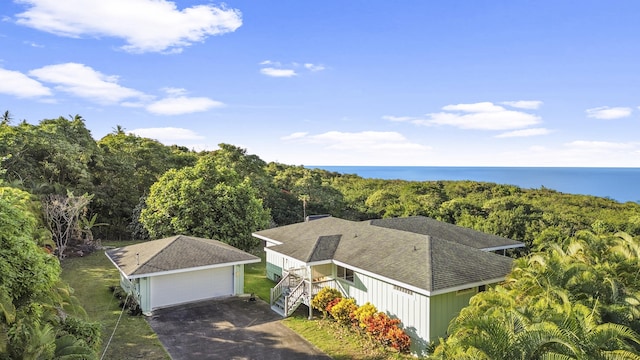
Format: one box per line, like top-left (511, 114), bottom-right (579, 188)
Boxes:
top-left (252, 233), bottom-right (282, 246)
top-left (126, 258), bottom-right (260, 280)
top-left (105, 252), bottom-right (131, 281)
top-left (429, 277), bottom-right (506, 296)
top-left (481, 244), bottom-right (525, 252)
top-left (332, 259), bottom-right (432, 296)
top-left (332, 259), bottom-right (506, 297)
top-left (307, 259), bottom-right (333, 266)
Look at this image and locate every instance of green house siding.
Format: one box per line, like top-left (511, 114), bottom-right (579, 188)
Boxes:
top-left (266, 261), bottom-right (282, 281)
top-left (234, 264), bottom-right (245, 294)
top-left (429, 288), bottom-right (478, 340)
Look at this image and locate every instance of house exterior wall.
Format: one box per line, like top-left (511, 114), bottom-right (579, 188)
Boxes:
top-left (336, 266), bottom-right (431, 352)
top-left (265, 248), bottom-right (306, 281)
top-left (149, 266), bottom-right (234, 310)
top-left (429, 287), bottom-right (478, 341)
top-left (233, 264), bottom-right (245, 295)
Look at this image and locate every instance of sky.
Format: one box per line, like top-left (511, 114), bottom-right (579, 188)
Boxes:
top-left (1, 0), bottom-right (639, 167)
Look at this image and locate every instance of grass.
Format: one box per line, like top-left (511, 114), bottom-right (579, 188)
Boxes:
top-left (62, 244), bottom-right (415, 359)
top-left (244, 250), bottom-right (274, 302)
top-left (60, 241), bottom-right (169, 360)
top-left (283, 313), bottom-right (415, 360)
top-left (245, 250), bottom-right (416, 359)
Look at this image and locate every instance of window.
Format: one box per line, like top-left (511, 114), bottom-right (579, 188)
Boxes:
top-left (337, 265), bottom-right (354, 282)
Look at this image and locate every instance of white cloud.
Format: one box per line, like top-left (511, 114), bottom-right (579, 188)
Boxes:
top-left (26, 62), bottom-right (221, 115)
top-left (161, 87), bottom-right (188, 96)
top-left (15, 0), bottom-right (242, 53)
top-left (495, 128), bottom-right (551, 138)
top-left (0, 67), bottom-right (52, 97)
top-left (259, 60), bottom-right (325, 77)
top-left (441, 102), bottom-right (504, 113)
top-left (585, 106), bottom-right (632, 120)
top-left (426, 102), bottom-right (541, 130)
top-left (146, 96), bottom-right (223, 115)
top-left (260, 67), bottom-right (297, 78)
top-left (382, 115), bottom-right (419, 122)
top-left (284, 130), bottom-right (430, 151)
top-left (281, 132), bottom-right (308, 140)
top-left (304, 63), bottom-right (325, 72)
top-left (29, 62), bottom-right (147, 104)
top-left (565, 140), bottom-right (636, 150)
top-left (128, 127), bottom-right (204, 142)
top-left (501, 100), bottom-right (543, 110)
top-left (388, 101), bottom-right (542, 130)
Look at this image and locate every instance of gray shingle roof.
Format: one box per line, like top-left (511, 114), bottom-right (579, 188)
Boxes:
top-left (253, 217), bottom-right (520, 292)
top-left (370, 216), bottom-right (523, 250)
top-left (106, 235), bottom-right (260, 277)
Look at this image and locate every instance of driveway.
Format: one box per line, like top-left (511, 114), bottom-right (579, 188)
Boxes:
top-left (147, 296), bottom-right (331, 360)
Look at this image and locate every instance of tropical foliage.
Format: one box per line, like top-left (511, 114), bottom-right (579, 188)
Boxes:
top-left (312, 289), bottom-right (412, 354)
top-left (2, 113), bottom-right (640, 357)
top-left (431, 231), bottom-right (640, 359)
top-left (0, 186), bottom-right (99, 359)
top-left (139, 152), bottom-right (270, 251)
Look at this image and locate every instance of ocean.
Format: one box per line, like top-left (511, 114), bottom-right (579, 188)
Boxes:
top-left (310, 166), bottom-right (640, 204)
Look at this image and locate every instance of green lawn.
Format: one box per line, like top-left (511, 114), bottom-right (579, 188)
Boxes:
top-left (60, 242), bottom-right (169, 360)
top-left (62, 244), bottom-right (414, 360)
top-left (245, 250), bottom-right (415, 359)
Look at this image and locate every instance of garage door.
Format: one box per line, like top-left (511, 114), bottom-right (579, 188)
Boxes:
top-left (150, 266), bottom-right (233, 310)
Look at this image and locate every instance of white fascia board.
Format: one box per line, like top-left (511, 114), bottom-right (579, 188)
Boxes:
top-left (429, 277), bottom-right (507, 296)
top-left (127, 258), bottom-right (260, 280)
top-left (332, 259), bottom-right (431, 297)
top-left (105, 251), bottom-right (131, 280)
top-left (252, 232), bottom-right (282, 246)
top-left (307, 260), bottom-right (333, 266)
top-left (481, 244), bottom-right (526, 252)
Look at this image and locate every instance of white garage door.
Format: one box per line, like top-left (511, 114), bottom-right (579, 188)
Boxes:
top-left (150, 266), bottom-right (233, 310)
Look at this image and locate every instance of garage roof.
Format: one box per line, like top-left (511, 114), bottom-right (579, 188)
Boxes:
top-left (106, 235), bottom-right (260, 278)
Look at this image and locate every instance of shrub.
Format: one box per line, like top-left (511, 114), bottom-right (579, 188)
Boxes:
top-left (311, 287), bottom-right (342, 318)
top-left (363, 312), bottom-right (411, 354)
top-left (351, 302), bottom-right (377, 329)
top-left (386, 326), bottom-right (411, 353)
top-left (59, 316), bottom-right (102, 351)
top-left (325, 297), bottom-right (342, 315)
top-left (365, 312), bottom-right (400, 342)
top-left (329, 298), bottom-right (357, 325)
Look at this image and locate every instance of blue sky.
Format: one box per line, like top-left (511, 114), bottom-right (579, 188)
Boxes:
top-left (1, 1), bottom-right (639, 167)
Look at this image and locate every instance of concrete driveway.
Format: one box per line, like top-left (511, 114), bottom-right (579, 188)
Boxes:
top-left (147, 296), bottom-right (331, 360)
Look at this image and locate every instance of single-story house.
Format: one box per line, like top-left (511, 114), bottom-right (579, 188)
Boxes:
top-left (106, 235), bottom-right (260, 315)
top-left (252, 216), bottom-right (524, 353)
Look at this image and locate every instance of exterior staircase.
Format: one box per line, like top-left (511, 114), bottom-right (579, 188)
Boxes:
top-left (270, 267), bottom-right (309, 317)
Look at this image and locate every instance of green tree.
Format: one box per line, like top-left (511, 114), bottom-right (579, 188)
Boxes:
top-left (94, 129), bottom-right (197, 239)
top-left (0, 186), bottom-right (98, 359)
top-left (140, 154), bottom-right (270, 250)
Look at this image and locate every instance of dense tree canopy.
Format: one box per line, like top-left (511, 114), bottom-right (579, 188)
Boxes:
top-left (139, 153), bottom-right (270, 251)
top-left (93, 128), bottom-right (197, 239)
top-left (2, 112), bottom-right (640, 357)
top-left (0, 186), bottom-right (99, 359)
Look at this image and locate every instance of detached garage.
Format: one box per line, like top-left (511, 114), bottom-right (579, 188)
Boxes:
top-left (106, 235), bottom-right (260, 315)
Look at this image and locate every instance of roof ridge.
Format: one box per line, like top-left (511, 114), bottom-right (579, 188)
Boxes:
top-left (136, 235), bottom-right (181, 271)
top-left (425, 235), bottom-right (434, 290)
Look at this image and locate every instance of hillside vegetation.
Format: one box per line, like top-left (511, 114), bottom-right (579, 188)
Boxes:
top-left (2, 115), bottom-right (639, 358)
